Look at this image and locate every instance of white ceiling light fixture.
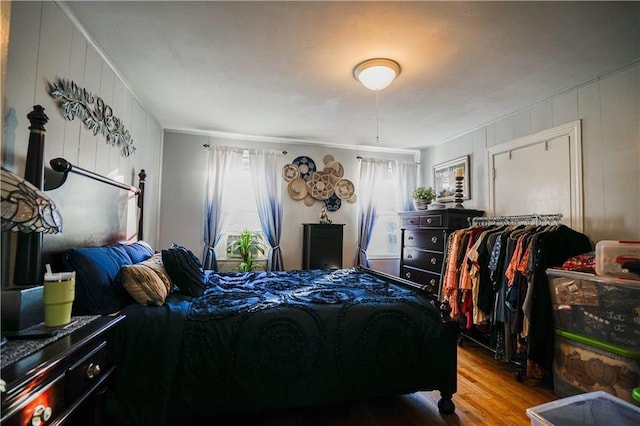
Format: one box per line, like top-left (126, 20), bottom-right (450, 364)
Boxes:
top-left (353, 58), bottom-right (401, 144)
top-left (353, 58), bottom-right (401, 91)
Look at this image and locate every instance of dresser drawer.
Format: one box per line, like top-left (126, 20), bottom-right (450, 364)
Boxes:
top-left (403, 229), bottom-right (445, 251)
top-left (400, 266), bottom-right (440, 294)
top-left (1, 374), bottom-right (65, 426)
top-left (400, 214), bottom-right (443, 228)
top-left (66, 340), bottom-right (109, 403)
top-left (402, 247), bottom-right (444, 273)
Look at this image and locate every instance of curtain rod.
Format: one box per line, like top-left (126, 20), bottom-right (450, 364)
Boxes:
top-left (356, 155), bottom-right (420, 164)
top-left (202, 144), bottom-right (287, 155)
top-left (48, 157), bottom-right (140, 194)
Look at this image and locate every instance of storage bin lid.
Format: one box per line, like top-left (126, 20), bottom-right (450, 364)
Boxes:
top-left (526, 391), bottom-right (640, 425)
top-left (555, 329), bottom-right (640, 359)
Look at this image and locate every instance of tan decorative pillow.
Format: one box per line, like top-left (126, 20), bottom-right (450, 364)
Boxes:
top-left (121, 253), bottom-right (172, 305)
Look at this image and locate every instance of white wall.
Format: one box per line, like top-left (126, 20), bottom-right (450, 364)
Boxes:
top-left (2, 1), bottom-right (163, 247)
top-left (159, 131), bottom-right (416, 270)
top-left (421, 64), bottom-right (640, 242)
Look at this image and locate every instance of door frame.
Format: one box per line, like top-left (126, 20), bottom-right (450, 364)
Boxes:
top-left (486, 120), bottom-right (583, 232)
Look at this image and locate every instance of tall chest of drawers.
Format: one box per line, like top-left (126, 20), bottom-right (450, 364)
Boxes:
top-left (399, 209), bottom-right (484, 297)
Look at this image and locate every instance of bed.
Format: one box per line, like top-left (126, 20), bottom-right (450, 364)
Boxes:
top-left (41, 157), bottom-right (458, 425)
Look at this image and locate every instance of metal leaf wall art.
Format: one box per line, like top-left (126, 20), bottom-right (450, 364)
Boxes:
top-left (49, 79), bottom-right (136, 157)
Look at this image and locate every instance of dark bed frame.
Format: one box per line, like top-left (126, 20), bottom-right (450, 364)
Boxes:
top-left (33, 107), bottom-right (458, 418)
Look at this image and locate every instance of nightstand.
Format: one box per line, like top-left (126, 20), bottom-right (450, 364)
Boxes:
top-left (1, 315), bottom-right (124, 426)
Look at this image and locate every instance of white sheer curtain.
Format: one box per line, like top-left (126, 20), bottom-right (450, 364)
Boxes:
top-left (248, 148), bottom-right (284, 271)
top-left (355, 157), bottom-right (388, 267)
top-left (202, 146), bottom-right (243, 270)
top-left (395, 159), bottom-right (419, 211)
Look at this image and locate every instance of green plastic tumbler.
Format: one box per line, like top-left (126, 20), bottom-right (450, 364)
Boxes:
top-left (43, 272), bottom-right (75, 327)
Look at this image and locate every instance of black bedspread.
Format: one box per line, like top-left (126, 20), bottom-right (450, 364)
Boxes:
top-left (106, 269), bottom-right (449, 425)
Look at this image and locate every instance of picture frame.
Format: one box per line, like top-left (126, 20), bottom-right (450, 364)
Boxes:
top-left (433, 155), bottom-right (470, 203)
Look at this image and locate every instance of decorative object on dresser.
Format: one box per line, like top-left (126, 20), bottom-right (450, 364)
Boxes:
top-left (433, 155), bottom-right (470, 203)
top-left (454, 167), bottom-right (465, 208)
top-left (399, 208), bottom-right (483, 296)
top-left (411, 186), bottom-right (436, 210)
top-left (0, 315), bottom-right (125, 426)
top-left (302, 223), bottom-right (344, 269)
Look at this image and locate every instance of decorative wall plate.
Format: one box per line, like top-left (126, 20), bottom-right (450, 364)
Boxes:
top-left (334, 179), bottom-right (355, 200)
top-left (323, 154), bottom-right (334, 164)
top-left (324, 194), bottom-right (342, 212)
top-left (306, 171), bottom-right (335, 200)
top-left (303, 194), bottom-right (316, 206)
top-left (287, 177), bottom-right (308, 200)
top-left (323, 160), bottom-right (344, 178)
top-left (292, 156), bottom-right (316, 180)
top-left (346, 193), bottom-right (357, 204)
top-left (282, 164), bottom-right (299, 182)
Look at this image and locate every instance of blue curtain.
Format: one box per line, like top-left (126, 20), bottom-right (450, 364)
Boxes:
top-left (202, 146), bottom-right (236, 270)
top-left (249, 149), bottom-right (284, 271)
top-left (355, 158), bottom-right (387, 267)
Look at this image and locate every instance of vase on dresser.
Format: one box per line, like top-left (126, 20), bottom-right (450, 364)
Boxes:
top-left (413, 199), bottom-right (430, 210)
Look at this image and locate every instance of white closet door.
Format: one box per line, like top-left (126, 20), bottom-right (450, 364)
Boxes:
top-left (488, 121), bottom-right (583, 231)
top-left (493, 135), bottom-right (570, 218)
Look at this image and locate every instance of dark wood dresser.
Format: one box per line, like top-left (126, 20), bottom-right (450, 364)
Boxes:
top-left (1, 315), bottom-right (124, 426)
top-left (399, 208), bottom-right (484, 297)
top-left (302, 223), bottom-right (345, 269)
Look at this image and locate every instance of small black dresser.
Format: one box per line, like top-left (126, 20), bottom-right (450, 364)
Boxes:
top-left (302, 224), bottom-right (344, 270)
top-left (398, 208), bottom-right (483, 297)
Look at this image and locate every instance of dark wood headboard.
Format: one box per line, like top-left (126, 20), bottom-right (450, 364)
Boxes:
top-left (41, 159), bottom-right (146, 268)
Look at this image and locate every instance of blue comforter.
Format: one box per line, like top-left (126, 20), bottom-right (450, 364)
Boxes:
top-left (106, 269), bottom-right (447, 425)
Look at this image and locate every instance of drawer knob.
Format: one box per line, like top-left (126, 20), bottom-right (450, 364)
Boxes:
top-left (431, 236), bottom-right (438, 244)
top-left (408, 219), bottom-right (415, 224)
top-left (407, 235), bottom-right (414, 240)
top-left (430, 257), bottom-right (437, 265)
top-left (430, 279), bottom-right (436, 286)
top-left (31, 404), bottom-right (52, 426)
top-left (426, 218), bottom-right (433, 224)
top-left (405, 272), bottom-right (411, 279)
top-left (86, 363), bottom-right (101, 379)
top-left (406, 254), bottom-right (412, 260)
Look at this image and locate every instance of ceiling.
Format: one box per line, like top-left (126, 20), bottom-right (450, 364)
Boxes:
top-left (63, 1), bottom-right (639, 151)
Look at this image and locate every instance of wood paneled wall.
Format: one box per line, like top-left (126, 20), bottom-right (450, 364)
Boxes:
top-left (423, 64), bottom-right (640, 242)
top-left (3, 1), bottom-right (163, 248)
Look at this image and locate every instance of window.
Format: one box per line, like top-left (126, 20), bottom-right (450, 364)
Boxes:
top-left (367, 161), bottom-right (401, 258)
top-left (213, 150), bottom-right (264, 260)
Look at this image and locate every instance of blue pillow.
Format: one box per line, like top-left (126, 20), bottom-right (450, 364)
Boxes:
top-left (123, 241), bottom-right (154, 264)
top-left (161, 243), bottom-right (206, 297)
top-left (64, 244), bottom-right (134, 314)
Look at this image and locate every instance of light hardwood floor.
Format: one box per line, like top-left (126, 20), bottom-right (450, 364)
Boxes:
top-left (197, 340), bottom-right (558, 426)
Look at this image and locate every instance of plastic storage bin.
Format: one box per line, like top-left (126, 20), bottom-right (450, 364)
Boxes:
top-left (595, 240), bottom-right (640, 279)
top-left (553, 330), bottom-right (640, 404)
top-left (547, 269), bottom-right (640, 352)
top-left (526, 391), bottom-right (640, 426)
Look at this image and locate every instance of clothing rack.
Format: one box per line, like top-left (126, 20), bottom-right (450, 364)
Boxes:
top-left (453, 212), bottom-right (564, 382)
top-left (469, 213), bottom-right (562, 227)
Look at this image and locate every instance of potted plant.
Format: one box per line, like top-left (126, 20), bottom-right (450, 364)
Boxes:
top-left (412, 186), bottom-right (435, 210)
top-left (226, 229), bottom-right (266, 272)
